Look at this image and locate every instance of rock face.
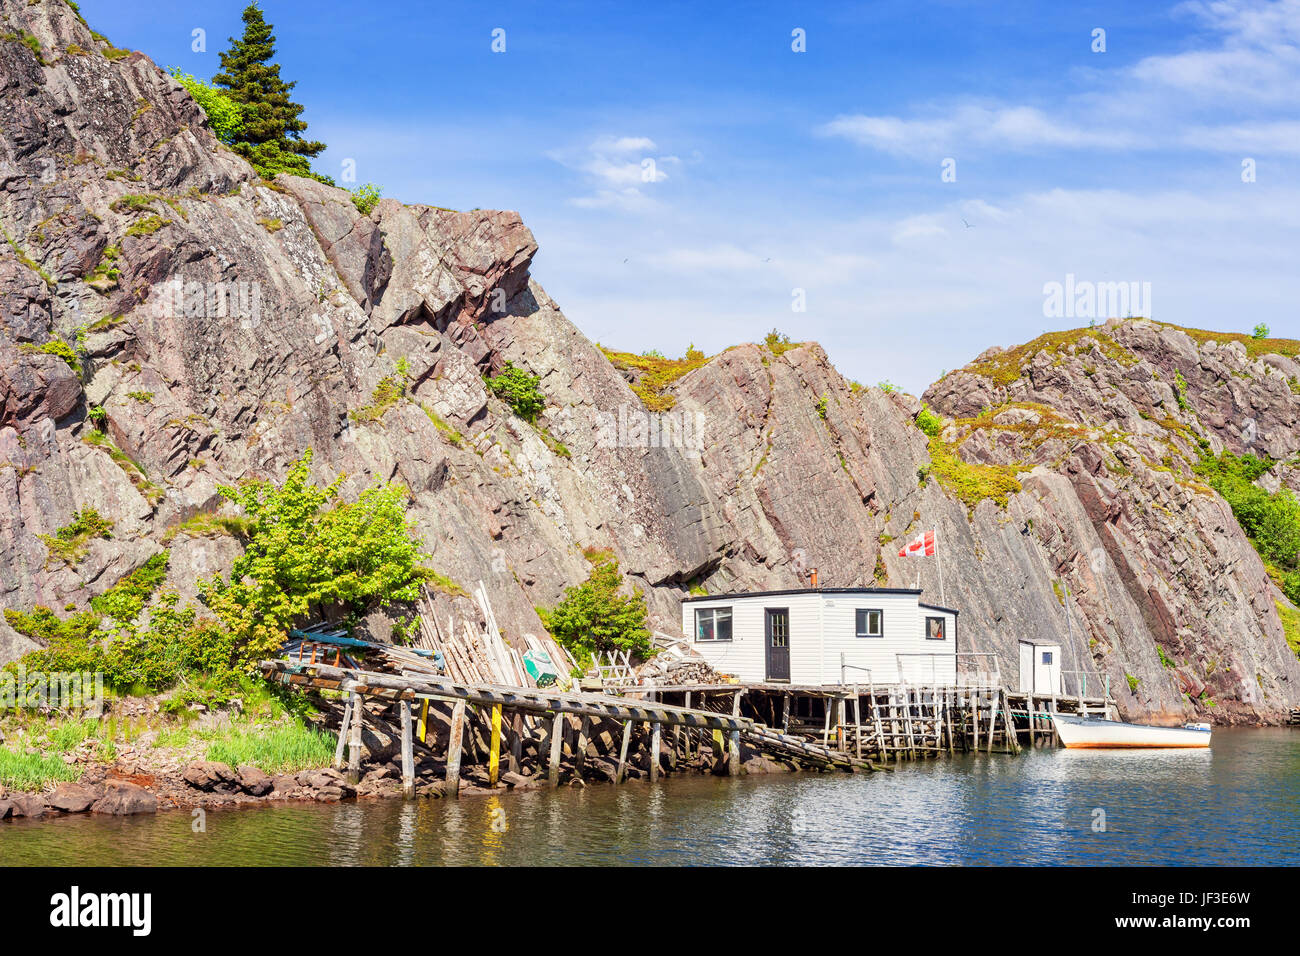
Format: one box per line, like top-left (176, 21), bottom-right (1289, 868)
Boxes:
top-left (2, 0), bottom-right (1298, 722)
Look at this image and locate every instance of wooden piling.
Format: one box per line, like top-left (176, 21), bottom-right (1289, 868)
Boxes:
top-left (400, 699), bottom-right (415, 797)
top-left (547, 711), bottom-right (564, 788)
top-left (489, 703), bottom-right (502, 786)
top-left (575, 715), bottom-right (591, 775)
top-left (417, 697), bottom-right (430, 745)
top-left (650, 721), bottom-right (662, 783)
top-left (346, 692), bottom-right (364, 783)
top-left (509, 711), bottom-right (523, 774)
top-left (616, 719), bottom-right (632, 783)
top-left (728, 729), bottom-right (741, 776)
top-left (445, 698), bottom-right (467, 798)
top-left (333, 695), bottom-right (353, 771)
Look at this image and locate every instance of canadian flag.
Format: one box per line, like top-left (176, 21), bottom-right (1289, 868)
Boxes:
top-left (898, 530), bottom-right (937, 558)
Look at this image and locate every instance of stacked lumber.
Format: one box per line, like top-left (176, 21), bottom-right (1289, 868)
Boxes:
top-left (415, 582), bottom-right (577, 689)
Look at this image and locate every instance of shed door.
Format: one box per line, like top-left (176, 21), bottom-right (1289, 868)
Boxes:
top-left (765, 608), bottom-right (790, 682)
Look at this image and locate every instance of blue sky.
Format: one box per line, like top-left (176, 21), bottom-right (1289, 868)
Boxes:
top-left (81, 0), bottom-right (1300, 394)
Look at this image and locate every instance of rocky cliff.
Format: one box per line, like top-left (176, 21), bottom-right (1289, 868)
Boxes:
top-left (3, 0), bottom-right (1299, 722)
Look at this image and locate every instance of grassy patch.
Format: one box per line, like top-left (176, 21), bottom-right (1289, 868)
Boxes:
top-left (204, 723), bottom-right (335, 774)
top-left (1275, 600), bottom-right (1300, 659)
top-left (598, 344), bottom-right (710, 412)
top-left (39, 509), bottom-right (115, 567)
top-left (82, 429), bottom-right (163, 505)
top-left (422, 569), bottom-right (468, 597)
top-left (350, 374), bottom-right (405, 424)
top-left (965, 327), bottom-right (1140, 387)
top-left (421, 405), bottom-right (463, 446)
top-left (160, 512), bottom-right (253, 544)
top-left (925, 435), bottom-right (1022, 514)
top-left (1156, 322), bottom-right (1300, 361)
top-left (536, 424), bottom-right (571, 457)
top-left (0, 747), bottom-right (82, 790)
top-left (2, 226), bottom-right (56, 288)
top-left (124, 214), bottom-right (169, 237)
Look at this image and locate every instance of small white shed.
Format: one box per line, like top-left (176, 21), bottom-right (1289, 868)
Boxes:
top-left (681, 587), bottom-right (957, 686)
top-left (1018, 639), bottom-right (1062, 695)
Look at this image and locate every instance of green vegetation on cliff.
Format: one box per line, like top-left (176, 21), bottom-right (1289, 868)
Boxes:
top-left (537, 554), bottom-right (651, 667)
top-left (212, 3), bottom-right (327, 180)
top-left (8, 449), bottom-right (434, 706)
top-left (598, 344), bottom-right (709, 412)
top-left (1195, 449), bottom-right (1300, 608)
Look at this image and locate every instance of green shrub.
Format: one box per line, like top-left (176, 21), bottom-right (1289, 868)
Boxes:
top-left (168, 68), bottom-right (245, 144)
top-left (351, 183), bottom-right (382, 215)
top-left (200, 449), bottom-right (429, 666)
top-left (915, 404), bottom-right (943, 437)
top-left (537, 555), bottom-right (651, 666)
top-left (90, 552), bottom-right (168, 621)
top-left (485, 361), bottom-right (546, 423)
top-left (1253, 323), bottom-right (1270, 339)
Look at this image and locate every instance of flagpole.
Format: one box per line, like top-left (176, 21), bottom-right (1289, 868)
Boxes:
top-left (937, 531), bottom-right (944, 606)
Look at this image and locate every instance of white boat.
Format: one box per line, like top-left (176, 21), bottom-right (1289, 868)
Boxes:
top-left (1051, 713), bottom-right (1211, 748)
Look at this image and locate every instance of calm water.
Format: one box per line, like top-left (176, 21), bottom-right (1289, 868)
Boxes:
top-left (2, 729), bottom-right (1297, 865)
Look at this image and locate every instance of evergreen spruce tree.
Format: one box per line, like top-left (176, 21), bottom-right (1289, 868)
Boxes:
top-left (213, 3), bottom-right (326, 180)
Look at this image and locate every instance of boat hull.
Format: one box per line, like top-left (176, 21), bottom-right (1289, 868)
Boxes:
top-left (1051, 714), bottom-right (1211, 748)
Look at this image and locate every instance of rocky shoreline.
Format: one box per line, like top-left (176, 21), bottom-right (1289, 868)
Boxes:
top-left (0, 742), bottom-right (802, 822)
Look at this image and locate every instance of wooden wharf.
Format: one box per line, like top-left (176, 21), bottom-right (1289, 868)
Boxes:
top-left (261, 657), bottom-right (1114, 799)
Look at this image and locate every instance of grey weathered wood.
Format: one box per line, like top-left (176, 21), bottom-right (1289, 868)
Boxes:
top-left (346, 692), bottom-right (364, 783)
top-left (333, 695), bottom-right (353, 771)
top-left (574, 715), bottom-right (591, 775)
top-left (548, 711), bottom-right (565, 788)
top-left (445, 699), bottom-right (467, 798)
top-left (728, 729), bottom-right (741, 776)
top-left (615, 719), bottom-right (632, 784)
top-left (650, 721), bottom-right (662, 783)
top-left (399, 699), bottom-right (415, 798)
top-left (509, 711), bottom-right (523, 774)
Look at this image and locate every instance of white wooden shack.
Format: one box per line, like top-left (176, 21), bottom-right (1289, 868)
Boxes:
top-left (681, 587), bottom-right (957, 686)
top-left (1018, 638), bottom-right (1062, 695)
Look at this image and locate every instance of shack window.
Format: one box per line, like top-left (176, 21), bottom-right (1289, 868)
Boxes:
top-left (695, 607), bottom-right (733, 642)
top-left (924, 616), bottom-right (946, 641)
top-left (1041, 651), bottom-right (1053, 665)
top-left (855, 608), bottom-right (883, 638)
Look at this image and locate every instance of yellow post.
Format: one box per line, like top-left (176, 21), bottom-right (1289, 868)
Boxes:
top-left (489, 703), bottom-right (502, 786)
top-left (417, 698), bottom-right (430, 744)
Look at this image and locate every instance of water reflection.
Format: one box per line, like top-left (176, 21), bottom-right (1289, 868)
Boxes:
top-left (1, 730), bottom-right (1296, 866)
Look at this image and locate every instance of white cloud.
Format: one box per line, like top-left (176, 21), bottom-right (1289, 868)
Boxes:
top-left (548, 135), bottom-right (680, 210)
top-left (823, 0), bottom-right (1300, 158)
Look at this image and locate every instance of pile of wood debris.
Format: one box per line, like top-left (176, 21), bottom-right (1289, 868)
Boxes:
top-left (415, 581), bottom-right (578, 688)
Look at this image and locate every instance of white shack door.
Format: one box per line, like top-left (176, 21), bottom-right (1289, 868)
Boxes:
top-left (1019, 643), bottom-right (1034, 693)
top-left (765, 608), bottom-right (790, 682)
